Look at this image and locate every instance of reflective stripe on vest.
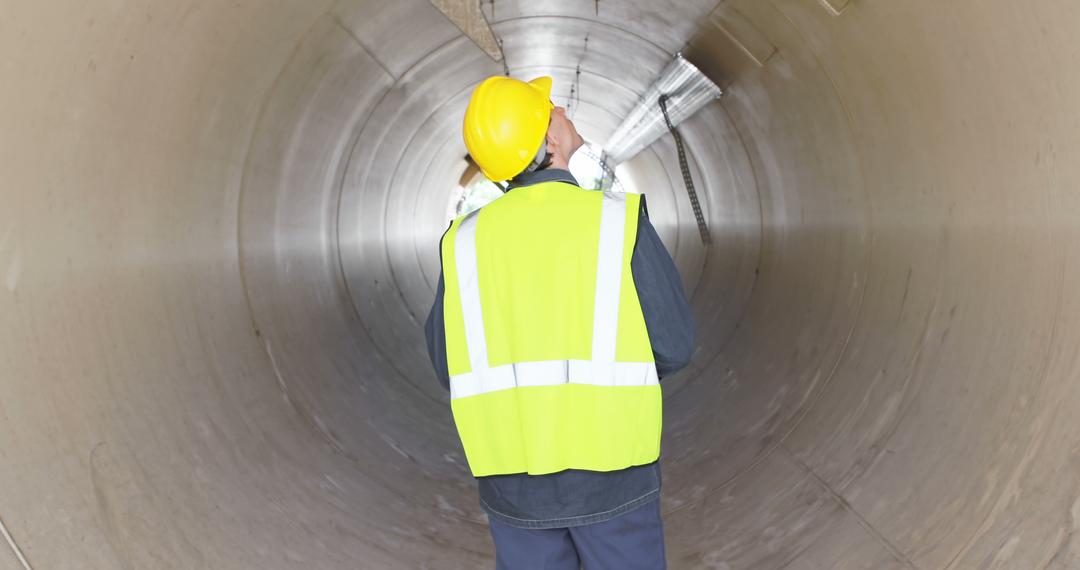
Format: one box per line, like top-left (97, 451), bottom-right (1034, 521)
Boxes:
top-left (442, 182), bottom-right (661, 476)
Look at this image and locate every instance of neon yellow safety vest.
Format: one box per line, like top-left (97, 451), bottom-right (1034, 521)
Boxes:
top-left (441, 181), bottom-right (662, 477)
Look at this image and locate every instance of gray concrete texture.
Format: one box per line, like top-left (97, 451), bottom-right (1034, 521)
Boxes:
top-left (1, 0), bottom-right (1078, 568)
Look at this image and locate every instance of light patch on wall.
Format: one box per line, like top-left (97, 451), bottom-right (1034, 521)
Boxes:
top-left (6, 249), bottom-right (21, 293)
top-left (0, 226), bottom-right (20, 293)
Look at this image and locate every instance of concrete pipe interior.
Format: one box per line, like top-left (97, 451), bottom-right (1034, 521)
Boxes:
top-left (2, 0), bottom-right (1079, 568)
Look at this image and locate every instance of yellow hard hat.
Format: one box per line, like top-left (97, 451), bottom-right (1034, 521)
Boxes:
top-left (463, 75), bottom-right (554, 182)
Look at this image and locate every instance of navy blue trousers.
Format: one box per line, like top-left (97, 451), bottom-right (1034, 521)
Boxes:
top-left (487, 499), bottom-right (667, 570)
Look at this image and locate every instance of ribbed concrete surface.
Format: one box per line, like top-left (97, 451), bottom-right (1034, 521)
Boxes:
top-left (1, 1), bottom-right (1078, 568)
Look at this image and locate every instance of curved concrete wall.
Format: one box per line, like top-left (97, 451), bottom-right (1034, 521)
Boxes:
top-left (2, 0), bottom-right (1078, 568)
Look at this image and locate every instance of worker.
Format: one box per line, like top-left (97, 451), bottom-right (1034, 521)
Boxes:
top-left (425, 75), bottom-right (695, 570)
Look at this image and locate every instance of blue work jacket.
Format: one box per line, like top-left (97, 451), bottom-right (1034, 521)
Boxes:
top-left (425, 168), bottom-right (695, 529)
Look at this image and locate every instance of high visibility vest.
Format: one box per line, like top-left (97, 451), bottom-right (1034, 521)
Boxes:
top-left (441, 181), bottom-right (661, 477)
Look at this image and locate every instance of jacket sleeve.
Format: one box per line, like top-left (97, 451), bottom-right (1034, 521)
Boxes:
top-left (424, 273), bottom-right (451, 392)
top-left (425, 226), bottom-right (453, 392)
top-left (631, 210), bottom-right (696, 379)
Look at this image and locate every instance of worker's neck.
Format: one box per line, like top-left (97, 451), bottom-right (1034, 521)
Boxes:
top-left (507, 167), bottom-right (579, 191)
top-left (548, 155), bottom-right (570, 171)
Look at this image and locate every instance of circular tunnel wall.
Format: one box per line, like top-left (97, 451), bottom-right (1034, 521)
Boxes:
top-left (2, 1), bottom-right (1079, 568)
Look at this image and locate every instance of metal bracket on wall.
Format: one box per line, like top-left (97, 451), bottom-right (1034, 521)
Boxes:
top-left (817, 0), bottom-right (852, 17)
top-left (429, 0), bottom-right (505, 61)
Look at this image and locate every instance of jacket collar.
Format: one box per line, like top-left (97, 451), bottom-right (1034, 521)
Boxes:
top-left (505, 168), bottom-right (580, 191)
